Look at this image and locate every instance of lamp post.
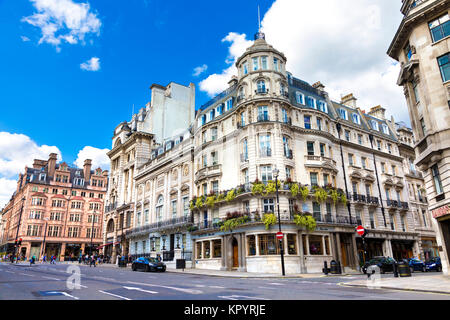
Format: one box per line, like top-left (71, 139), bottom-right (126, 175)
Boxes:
top-left (40, 217), bottom-right (49, 260)
top-left (273, 168), bottom-right (286, 276)
top-left (90, 209), bottom-right (96, 256)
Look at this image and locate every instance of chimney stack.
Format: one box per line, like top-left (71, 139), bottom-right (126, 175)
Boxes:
top-left (48, 153), bottom-right (57, 178)
top-left (368, 105), bottom-right (386, 120)
top-left (341, 93), bottom-right (357, 108)
top-left (83, 159), bottom-right (92, 182)
top-left (312, 81), bottom-right (325, 93)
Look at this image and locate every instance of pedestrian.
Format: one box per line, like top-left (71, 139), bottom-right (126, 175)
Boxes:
top-left (51, 255), bottom-right (55, 264)
top-left (90, 255), bottom-right (96, 267)
top-left (157, 254), bottom-right (162, 262)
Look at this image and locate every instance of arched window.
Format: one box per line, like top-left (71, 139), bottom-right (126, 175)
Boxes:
top-left (156, 195), bottom-right (164, 222)
top-left (239, 86), bottom-right (245, 98)
top-left (106, 219), bottom-right (115, 232)
top-left (257, 80), bottom-right (266, 93)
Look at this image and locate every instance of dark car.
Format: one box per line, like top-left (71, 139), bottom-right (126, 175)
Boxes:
top-left (425, 257), bottom-right (442, 272)
top-left (362, 256), bottom-right (396, 274)
top-left (406, 258), bottom-right (425, 272)
top-left (131, 257), bottom-right (166, 272)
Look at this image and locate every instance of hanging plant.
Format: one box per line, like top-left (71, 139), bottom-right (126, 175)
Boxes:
top-left (329, 189), bottom-right (339, 205)
top-left (252, 182), bottom-right (265, 195)
top-left (225, 189), bottom-right (236, 202)
top-left (264, 180), bottom-right (281, 195)
top-left (189, 200), bottom-right (195, 211)
top-left (206, 196), bottom-right (216, 208)
top-left (262, 213), bottom-right (277, 230)
top-left (299, 186), bottom-right (309, 202)
top-left (314, 187), bottom-right (328, 203)
top-left (220, 215), bottom-right (250, 232)
top-left (195, 197), bottom-right (204, 209)
top-left (290, 183), bottom-right (299, 197)
top-left (294, 214), bottom-right (317, 231)
top-left (339, 193), bottom-right (348, 206)
top-left (216, 193), bottom-right (226, 202)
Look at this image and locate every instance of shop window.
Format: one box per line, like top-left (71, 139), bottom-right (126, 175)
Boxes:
top-left (287, 234), bottom-right (297, 255)
top-left (196, 242), bottom-right (202, 259)
top-left (259, 234), bottom-right (279, 255)
top-left (248, 235), bottom-right (256, 256)
top-left (204, 241), bottom-right (210, 258)
top-left (213, 240), bottom-right (221, 258)
top-left (309, 235), bottom-right (323, 255)
top-left (324, 236), bottom-right (330, 255)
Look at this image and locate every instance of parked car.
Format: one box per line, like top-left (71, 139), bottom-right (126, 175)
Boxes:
top-left (425, 257), bottom-right (442, 272)
top-left (362, 256), bottom-right (397, 274)
top-left (131, 257), bottom-right (166, 272)
top-left (406, 258), bottom-right (425, 272)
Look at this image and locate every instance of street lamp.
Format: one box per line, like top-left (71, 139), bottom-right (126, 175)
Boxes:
top-left (40, 217), bottom-right (49, 260)
top-left (273, 168), bottom-right (286, 276)
top-left (90, 209), bottom-right (96, 256)
top-left (12, 197), bottom-right (26, 263)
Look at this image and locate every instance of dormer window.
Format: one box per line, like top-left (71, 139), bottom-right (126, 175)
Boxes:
top-left (352, 113), bottom-right (361, 125)
top-left (201, 114), bottom-right (206, 125)
top-left (306, 96), bottom-right (316, 109)
top-left (382, 124), bottom-right (389, 135)
top-left (209, 109), bottom-right (215, 121)
top-left (158, 147), bottom-right (164, 155)
top-left (370, 120), bottom-right (379, 131)
top-left (295, 92), bottom-right (304, 105)
top-left (339, 108), bottom-right (348, 120)
top-left (39, 174), bottom-right (46, 181)
top-left (226, 98), bottom-right (233, 111)
top-left (317, 100), bottom-right (327, 113)
top-left (74, 178), bottom-right (84, 186)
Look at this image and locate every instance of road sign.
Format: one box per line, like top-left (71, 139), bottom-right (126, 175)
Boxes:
top-left (276, 232), bottom-right (283, 240)
top-left (356, 226), bottom-right (365, 236)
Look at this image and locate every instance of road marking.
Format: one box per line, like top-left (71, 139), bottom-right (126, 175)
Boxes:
top-left (93, 276), bottom-right (117, 282)
top-left (47, 291), bottom-right (79, 300)
top-left (194, 284), bottom-right (205, 287)
top-left (218, 295), bottom-right (269, 300)
top-left (127, 281), bottom-right (203, 295)
top-left (209, 286), bottom-right (225, 289)
top-left (123, 286), bottom-right (158, 294)
top-left (257, 286), bottom-right (277, 290)
top-left (99, 290), bottom-right (132, 300)
top-left (4, 271), bottom-right (14, 274)
top-left (268, 282), bottom-right (284, 286)
top-left (19, 273), bottom-right (34, 277)
top-left (41, 276), bottom-right (61, 281)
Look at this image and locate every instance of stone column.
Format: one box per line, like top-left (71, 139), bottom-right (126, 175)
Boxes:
top-left (60, 243), bottom-right (66, 262)
top-left (220, 236), bottom-right (227, 270)
top-left (238, 233), bottom-right (246, 272)
top-left (298, 231), bottom-right (307, 273)
top-left (283, 233), bottom-right (289, 255)
top-left (335, 233), bottom-right (342, 264)
top-left (209, 240), bottom-right (213, 259)
top-left (351, 233), bottom-right (359, 270)
top-left (305, 234), bottom-right (310, 255)
top-left (255, 234), bottom-right (260, 256)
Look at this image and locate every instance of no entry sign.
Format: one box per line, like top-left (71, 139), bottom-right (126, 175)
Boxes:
top-left (276, 232), bottom-right (283, 240)
top-left (356, 225), bottom-right (365, 236)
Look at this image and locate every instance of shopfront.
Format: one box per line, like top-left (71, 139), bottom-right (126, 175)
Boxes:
top-left (356, 238), bottom-right (384, 262)
top-left (64, 243), bottom-right (82, 261)
top-left (44, 243), bottom-right (61, 260)
top-left (421, 238), bottom-right (439, 261)
top-left (391, 240), bottom-right (414, 261)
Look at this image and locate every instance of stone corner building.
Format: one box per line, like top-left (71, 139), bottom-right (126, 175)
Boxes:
top-left (104, 30), bottom-right (438, 274)
top-left (0, 153), bottom-right (108, 260)
top-left (387, 0), bottom-right (450, 274)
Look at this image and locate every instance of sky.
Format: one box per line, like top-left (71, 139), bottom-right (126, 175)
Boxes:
top-left (0, 0), bottom-right (406, 208)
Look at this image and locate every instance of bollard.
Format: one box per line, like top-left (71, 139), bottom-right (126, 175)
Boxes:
top-left (393, 263), bottom-right (399, 277)
top-left (323, 261), bottom-right (329, 275)
top-left (337, 260), bottom-right (342, 274)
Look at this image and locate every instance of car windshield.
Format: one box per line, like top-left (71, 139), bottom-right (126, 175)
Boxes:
top-left (148, 258), bottom-right (158, 263)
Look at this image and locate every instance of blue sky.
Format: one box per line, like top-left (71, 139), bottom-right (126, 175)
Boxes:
top-left (0, 0), bottom-right (406, 207)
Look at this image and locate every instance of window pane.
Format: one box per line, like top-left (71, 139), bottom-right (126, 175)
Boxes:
top-left (309, 235), bottom-right (323, 255)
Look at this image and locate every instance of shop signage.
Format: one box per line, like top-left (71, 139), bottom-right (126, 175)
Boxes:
top-left (431, 205), bottom-right (450, 219)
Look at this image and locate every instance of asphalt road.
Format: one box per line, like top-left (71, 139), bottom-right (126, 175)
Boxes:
top-left (0, 262), bottom-right (448, 300)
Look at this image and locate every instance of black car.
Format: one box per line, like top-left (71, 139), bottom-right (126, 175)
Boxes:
top-left (362, 256), bottom-right (397, 274)
top-left (131, 257), bottom-right (166, 272)
top-left (425, 257), bottom-right (442, 272)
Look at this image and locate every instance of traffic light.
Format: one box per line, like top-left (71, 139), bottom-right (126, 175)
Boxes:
top-left (17, 238), bottom-right (22, 246)
top-left (14, 239), bottom-right (18, 246)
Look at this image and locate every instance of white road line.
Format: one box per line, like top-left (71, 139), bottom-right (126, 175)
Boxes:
top-left (209, 286), bottom-right (225, 289)
top-left (19, 273), bottom-right (34, 277)
top-left (4, 271), bottom-right (14, 274)
top-left (218, 295), bottom-right (269, 300)
top-left (257, 286), bottom-right (277, 290)
top-left (123, 286), bottom-right (158, 294)
top-left (194, 284), bottom-right (205, 287)
top-left (268, 282), bottom-right (284, 286)
top-left (41, 276), bottom-right (61, 281)
top-left (99, 290), bottom-right (132, 300)
top-left (127, 281), bottom-right (203, 295)
top-left (93, 276), bottom-right (117, 282)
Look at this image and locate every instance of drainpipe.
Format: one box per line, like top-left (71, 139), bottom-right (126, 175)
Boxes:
top-left (336, 123), bottom-right (352, 221)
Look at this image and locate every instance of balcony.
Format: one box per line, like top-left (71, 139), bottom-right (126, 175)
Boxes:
top-left (366, 196), bottom-right (379, 206)
top-left (257, 114), bottom-right (270, 122)
top-left (282, 117), bottom-right (292, 126)
top-left (349, 193), bottom-right (366, 203)
top-left (304, 155), bottom-right (337, 168)
top-left (400, 202), bottom-right (409, 211)
top-left (280, 91), bottom-right (289, 98)
top-left (255, 88), bottom-right (269, 95)
top-left (260, 147), bottom-right (272, 157)
top-left (240, 153), bottom-right (248, 162)
top-left (315, 214), bottom-right (360, 226)
top-left (386, 199), bottom-right (400, 209)
top-left (284, 149), bottom-right (293, 159)
top-left (195, 164), bottom-right (222, 181)
top-left (236, 95), bottom-right (245, 103)
top-left (127, 215), bottom-right (193, 237)
top-left (105, 202), bottom-right (118, 213)
top-left (237, 121), bottom-right (245, 129)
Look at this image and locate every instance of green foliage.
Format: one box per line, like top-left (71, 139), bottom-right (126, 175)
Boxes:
top-left (290, 183), bottom-right (299, 197)
top-left (340, 193), bottom-right (348, 206)
top-left (314, 187), bottom-right (328, 203)
top-left (329, 189), bottom-right (339, 205)
top-left (299, 186), bottom-right (309, 202)
top-left (220, 216), bottom-right (250, 232)
top-left (206, 196), bottom-right (216, 208)
top-left (195, 197), bottom-right (204, 209)
top-left (189, 200), bottom-right (195, 211)
top-left (216, 193), bottom-right (226, 202)
top-left (264, 180), bottom-right (281, 195)
top-left (252, 182), bottom-right (265, 195)
top-left (187, 225), bottom-right (198, 232)
top-left (262, 213), bottom-right (277, 230)
top-left (225, 189), bottom-right (236, 202)
top-left (294, 214), bottom-right (317, 231)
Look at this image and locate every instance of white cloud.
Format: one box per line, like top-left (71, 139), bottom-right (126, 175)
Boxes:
top-left (80, 56), bottom-right (100, 71)
top-left (74, 146), bottom-right (110, 171)
top-left (0, 132), bottom-right (61, 178)
top-left (0, 178), bottom-right (17, 209)
top-left (22, 0), bottom-right (101, 50)
top-left (198, 0), bottom-right (408, 123)
top-left (21, 36), bottom-right (31, 42)
top-left (193, 64), bottom-right (208, 77)
top-left (199, 32), bottom-right (253, 97)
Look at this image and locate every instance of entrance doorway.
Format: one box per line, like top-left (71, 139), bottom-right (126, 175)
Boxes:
top-left (232, 238), bottom-right (239, 269)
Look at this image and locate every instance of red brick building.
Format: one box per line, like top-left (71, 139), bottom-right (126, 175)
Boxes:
top-left (0, 153), bottom-right (108, 261)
